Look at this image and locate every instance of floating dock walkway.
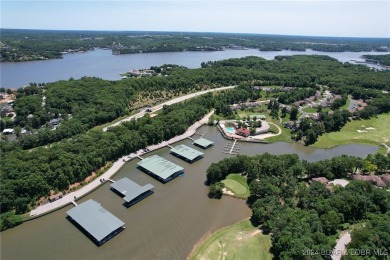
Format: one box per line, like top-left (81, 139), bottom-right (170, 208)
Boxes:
top-left (223, 139), bottom-right (240, 155)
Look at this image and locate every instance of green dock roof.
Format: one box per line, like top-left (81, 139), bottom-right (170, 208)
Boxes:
top-left (110, 178), bottom-right (154, 203)
top-left (193, 138), bottom-right (214, 148)
top-left (66, 199), bottom-right (125, 242)
top-left (137, 155), bottom-right (184, 180)
top-left (170, 144), bottom-right (204, 161)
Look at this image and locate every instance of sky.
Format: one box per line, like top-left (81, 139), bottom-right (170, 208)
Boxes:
top-left (1, 0), bottom-right (389, 38)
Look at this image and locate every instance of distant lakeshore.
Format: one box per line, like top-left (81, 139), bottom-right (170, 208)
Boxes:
top-left (2, 48), bottom-right (389, 89)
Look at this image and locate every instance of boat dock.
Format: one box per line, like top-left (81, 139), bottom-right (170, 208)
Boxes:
top-left (137, 155), bottom-right (144, 160)
top-left (71, 201), bottom-right (78, 207)
top-left (223, 139), bottom-right (240, 155)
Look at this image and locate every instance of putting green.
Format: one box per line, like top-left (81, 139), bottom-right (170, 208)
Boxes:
top-left (222, 179), bottom-right (247, 195)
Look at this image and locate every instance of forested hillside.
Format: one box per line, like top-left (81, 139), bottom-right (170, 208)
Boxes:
top-left (1, 29), bottom-right (389, 62)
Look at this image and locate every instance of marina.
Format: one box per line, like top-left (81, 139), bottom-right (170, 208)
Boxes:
top-left (1, 124), bottom-right (378, 260)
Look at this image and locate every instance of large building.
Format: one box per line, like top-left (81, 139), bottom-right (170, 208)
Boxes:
top-left (137, 155), bottom-right (184, 183)
top-left (170, 144), bottom-right (204, 163)
top-left (66, 199), bottom-right (125, 246)
top-left (193, 138), bottom-right (214, 149)
top-left (110, 178), bottom-right (154, 207)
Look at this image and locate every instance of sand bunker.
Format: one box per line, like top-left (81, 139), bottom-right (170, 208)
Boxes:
top-left (365, 127), bottom-right (376, 130)
top-left (357, 130), bottom-right (368, 133)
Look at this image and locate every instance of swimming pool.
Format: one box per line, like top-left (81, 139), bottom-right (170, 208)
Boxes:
top-left (225, 127), bottom-right (235, 134)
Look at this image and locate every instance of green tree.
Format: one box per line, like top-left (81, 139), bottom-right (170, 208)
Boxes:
top-left (290, 106), bottom-right (299, 121)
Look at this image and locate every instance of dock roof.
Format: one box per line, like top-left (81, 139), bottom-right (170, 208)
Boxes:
top-left (137, 155), bottom-right (184, 180)
top-left (170, 144), bottom-right (204, 161)
top-left (193, 138), bottom-right (214, 148)
top-left (110, 178), bottom-right (154, 203)
top-left (66, 199), bottom-right (125, 242)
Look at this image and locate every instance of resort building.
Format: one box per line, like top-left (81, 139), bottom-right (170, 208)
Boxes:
top-left (170, 144), bottom-right (204, 163)
top-left (110, 178), bottom-right (154, 207)
top-left (66, 199), bottom-right (125, 246)
top-left (236, 128), bottom-right (250, 137)
top-left (137, 155), bottom-right (184, 183)
top-left (193, 138), bottom-right (214, 149)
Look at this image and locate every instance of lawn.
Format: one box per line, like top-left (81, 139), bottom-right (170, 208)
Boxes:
top-left (302, 106), bottom-right (318, 113)
top-left (222, 174), bottom-right (250, 199)
top-left (313, 113), bottom-right (390, 148)
top-left (189, 220), bottom-right (273, 260)
top-left (266, 117), bottom-right (293, 143)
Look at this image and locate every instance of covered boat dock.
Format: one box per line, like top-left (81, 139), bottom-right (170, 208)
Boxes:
top-left (193, 138), bottom-right (214, 149)
top-left (170, 144), bottom-right (204, 163)
top-left (110, 177), bottom-right (154, 207)
top-left (66, 199), bottom-right (125, 246)
top-left (137, 155), bottom-right (184, 183)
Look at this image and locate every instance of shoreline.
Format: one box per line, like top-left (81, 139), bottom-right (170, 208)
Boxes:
top-left (29, 109), bottom-right (215, 218)
top-left (187, 217), bottom-right (252, 260)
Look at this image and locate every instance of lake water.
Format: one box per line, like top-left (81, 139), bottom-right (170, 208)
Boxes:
top-left (1, 48), bottom-right (389, 89)
top-left (1, 125), bottom-right (377, 260)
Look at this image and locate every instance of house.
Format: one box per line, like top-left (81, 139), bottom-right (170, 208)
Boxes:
top-left (2, 128), bottom-right (14, 135)
top-left (21, 128), bottom-right (31, 135)
top-left (50, 118), bottom-right (61, 126)
top-left (352, 175), bottom-right (386, 188)
top-left (236, 128), bottom-right (250, 137)
top-left (308, 113), bottom-right (320, 121)
top-left (284, 121), bottom-right (295, 129)
top-left (293, 100), bottom-right (305, 107)
top-left (311, 177), bottom-right (329, 184)
top-left (304, 96), bottom-right (316, 103)
top-left (381, 175), bottom-right (390, 186)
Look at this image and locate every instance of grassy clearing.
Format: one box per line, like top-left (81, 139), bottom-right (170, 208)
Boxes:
top-left (313, 113), bottom-right (390, 148)
top-left (302, 107), bottom-right (318, 113)
top-left (222, 174), bottom-right (250, 199)
top-left (266, 117), bottom-right (293, 143)
top-left (189, 220), bottom-right (273, 260)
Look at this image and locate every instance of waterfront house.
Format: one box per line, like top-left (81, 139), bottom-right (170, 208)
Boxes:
top-left (236, 128), bottom-right (250, 137)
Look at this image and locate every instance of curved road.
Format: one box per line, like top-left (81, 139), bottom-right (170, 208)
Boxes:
top-left (331, 232), bottom-right (351, 260)
top-left (103, 86), bottom-right (236, 132)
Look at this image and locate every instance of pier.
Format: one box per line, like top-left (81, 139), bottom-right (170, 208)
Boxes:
top-left (223, 139), bottom-right (240, 155)
top-left (71, 201), bottom-right (78, 207)
top-left (187, 137), bottom-right (194, 141)
top-left (137, 155), bottom-right (144, 160)
top-left (167, 144), bottom-right (173, 149)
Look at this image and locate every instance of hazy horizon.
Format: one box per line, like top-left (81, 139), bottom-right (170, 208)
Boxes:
top-left (1, 1), bottom-right (389, 38)
top-left (1, 27), bottom-right (390, 40)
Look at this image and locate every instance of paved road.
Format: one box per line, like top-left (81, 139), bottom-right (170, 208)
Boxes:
top-left (331, 232), bottom-right (351, 260)
top-left (103, 86), bottom-right (235, 132)
top-left (30, 110), bottom-right (215, 217)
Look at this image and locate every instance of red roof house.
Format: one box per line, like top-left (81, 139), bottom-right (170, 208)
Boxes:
top-left (237, 128), bottom-right (250, 137)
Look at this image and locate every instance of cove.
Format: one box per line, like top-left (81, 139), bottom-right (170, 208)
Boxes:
top-left (0, 125), bottom-right (377, 260)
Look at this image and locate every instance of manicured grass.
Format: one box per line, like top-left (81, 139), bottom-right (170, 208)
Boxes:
top-left (189, 220), bottom-right (273, 260)
top-left (340, 97), bottom-right (351, 110)
top-left (222, 174), bottom-right (250, 199)
top-left (266, 118), bottom-right (293, 143)
top-left (313, 113), bottom-right (390, 148)
top-left (302, 107), bottom-right (318, 113)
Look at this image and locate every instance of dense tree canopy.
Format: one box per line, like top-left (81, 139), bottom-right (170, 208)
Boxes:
top-left (206, 153), bottom-right (390, 259)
